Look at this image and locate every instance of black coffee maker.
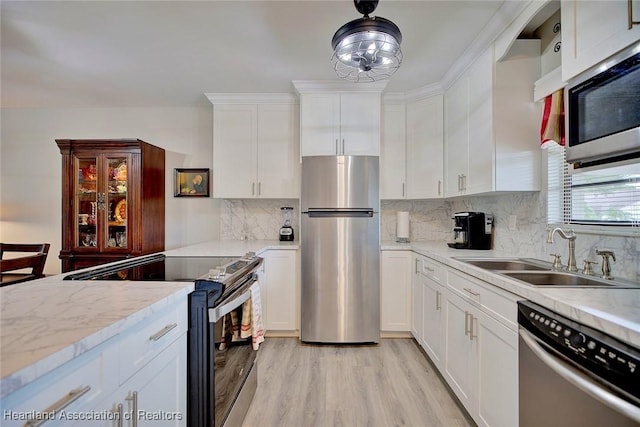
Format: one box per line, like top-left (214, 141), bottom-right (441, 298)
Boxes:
top-left (447, 212), bottom-right (493, 250)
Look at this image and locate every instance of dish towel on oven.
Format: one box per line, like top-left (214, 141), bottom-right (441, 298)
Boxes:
top-left (220, 282), bottom-right (265, 351)
top-left (242, 282), bottom-right (265, 350)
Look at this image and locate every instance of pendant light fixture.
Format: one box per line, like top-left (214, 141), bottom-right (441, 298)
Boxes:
top-left (331, 0), bottom-right (403, 83)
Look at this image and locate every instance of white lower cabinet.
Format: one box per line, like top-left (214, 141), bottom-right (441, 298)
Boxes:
top-left (411, 255), bottom-right (423, 342)
top-left (381, 250), bottom-right (413, 332)
top-left (98, 333), bottom-right (187, 427)
top-left (261, 249), bottom-right (298, 333)
top-left (443, 289), bottom-right (477, 412)
top-left (411, 253), bottom-right (519, 427)
top-left (476, 309), bottom-right (518, 427)
top-left (421, 273), bottom-right (446, 370)
top-left (1, 298), bottom-right (188, 427)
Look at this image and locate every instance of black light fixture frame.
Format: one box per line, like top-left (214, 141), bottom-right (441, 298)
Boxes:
top-left (331, 0), bottom-right (402, 51)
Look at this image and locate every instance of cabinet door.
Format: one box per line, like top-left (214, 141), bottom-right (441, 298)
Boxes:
top-left (422, 276), bottom-right (445, 369)
top-left (380, 250), bottom-right (412, 332)
top-left (133, 334), bottom-right (187, 426)
top-left (444, 77), bottom-right (469, 197)
top-left (257, 104), bottom-right (300, 198)
top-left (466, 49), bottom-right (494, 195)
top-left (411, 257), bottom-right (422, 342)
top-left (340, 93), bottom-right (381, 156)
top-left (406, 95), bottom-right (444, 199)
top-left (213, 104), bottom-right (257, 198)
top-left (562, 0), bottom-right (640, 82)
top-left (476, 311), bottom-right (518, 427)
top-left (443, 290), bottom-right (476, 412)
top-left (74, 154), bottom-right (101, 251)
top-left (263, 250), bottom-right (297, 331)
top-left (300, 94), bottom-right (340, 156)
top-left (380, 103), bottom-right (406, 199)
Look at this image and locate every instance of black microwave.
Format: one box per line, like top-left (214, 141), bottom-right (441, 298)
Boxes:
top-left (566, 42), bottom-right (640, 169)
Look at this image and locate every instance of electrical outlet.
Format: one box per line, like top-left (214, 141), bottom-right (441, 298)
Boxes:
top-left (508, 215), bottom-right (517, 230)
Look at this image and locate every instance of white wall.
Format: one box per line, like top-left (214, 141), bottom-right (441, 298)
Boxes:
top-left (0, 103), bottom-right (221, 275)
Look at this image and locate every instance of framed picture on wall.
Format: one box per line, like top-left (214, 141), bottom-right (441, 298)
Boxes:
top-left (174, 168), bottom-right (210, 197)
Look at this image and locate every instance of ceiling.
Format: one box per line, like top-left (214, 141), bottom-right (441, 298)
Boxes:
top-left (1, 0), bottom-right (528, 108)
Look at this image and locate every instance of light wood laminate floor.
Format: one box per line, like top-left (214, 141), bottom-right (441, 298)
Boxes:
top-left (242, 338), bottom-right (474, 427)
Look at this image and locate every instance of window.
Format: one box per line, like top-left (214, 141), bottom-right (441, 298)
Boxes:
top-left (547, 145), bottom-right (640, 230)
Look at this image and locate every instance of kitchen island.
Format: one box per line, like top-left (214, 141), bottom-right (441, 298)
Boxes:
top-left (0, 240), bottom-right (298, 400)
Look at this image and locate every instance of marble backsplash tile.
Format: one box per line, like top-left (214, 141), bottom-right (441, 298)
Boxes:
top-left (220, 199), bottom-right (299, 241)
top-left (221, 193), bottom-right (638, 281)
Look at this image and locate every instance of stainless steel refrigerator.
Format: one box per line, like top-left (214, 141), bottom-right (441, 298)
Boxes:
top-left (300, 155), bottom-right (380, 343)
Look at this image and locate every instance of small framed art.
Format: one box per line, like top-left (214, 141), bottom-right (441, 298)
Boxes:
top-left (174, 168), bottom-right (210, 197)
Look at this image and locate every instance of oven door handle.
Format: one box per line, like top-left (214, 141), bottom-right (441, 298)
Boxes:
top-left (519, 328), bottom-right (640, 423)
top-left (209, 278), bottom-right (256, 323)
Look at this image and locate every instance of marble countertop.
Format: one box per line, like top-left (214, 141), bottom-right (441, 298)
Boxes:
top-left (0, 239), bottom-right (298, 398)
top-left (382, 240), bottom-right (640, 348)
top-left (162, 239), bottom-right (299, 257)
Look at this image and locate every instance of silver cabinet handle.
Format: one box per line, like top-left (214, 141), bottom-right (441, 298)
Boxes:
top-left (335, 139), bottom-right (339, 155)
top-left (519, 328), bottom-right (640, 423)
top-left (112, 403), bottom-right (124, 427)
top-left (126, 391), bottom-right (138, 427)
top-left (149, 323), bottom-right (177, 341)
top-left (258, 182), bottom-right (261, 196)
top-left (463, 287), bottom-right (480, 297)
top-left (464, 311), bottom-right (470, 336)
top-left (402, 182), bottom-right (405, 197)
top-left (629, 0), bottom-right (640, 29)
top-left (415, 258), bottom-right (420, 274)
top-left (341, 139), bottom-right (345, 155)
top-left (435, 290), bottom-right (441, 311)
top-left (438, 180), bottom-right (442, 196)
top-left (25, 386), bottom-right (92, 427)
top-left (251, 182), bottom-right (255, 196)
top-left (469, 314), bottom-right (477, 341)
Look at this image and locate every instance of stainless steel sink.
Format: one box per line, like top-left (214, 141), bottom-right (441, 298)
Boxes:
top-left (503, 271), bottom-right (640, 288)
top-left (455, 257), bottom-right (550, 271)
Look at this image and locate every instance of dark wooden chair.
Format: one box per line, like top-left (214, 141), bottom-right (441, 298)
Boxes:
top-left (0, 243), bottom-right (51, 286)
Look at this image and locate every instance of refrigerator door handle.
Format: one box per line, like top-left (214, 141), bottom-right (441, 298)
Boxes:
top-left (306, 208), bottom-right (374, 218)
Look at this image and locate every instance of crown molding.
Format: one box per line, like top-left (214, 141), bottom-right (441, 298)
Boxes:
top-left (440, 0), bottom-right (531, 90)
top-left (291, 80), bottom-right (389, 95)
top-left (204, 93), bottom-right (298, 105)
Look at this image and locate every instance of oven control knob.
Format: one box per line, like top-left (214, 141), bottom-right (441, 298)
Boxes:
top-left (563, 329), bottom-right (571, 337)
top-left (571, 333), bottom-right (586, 347)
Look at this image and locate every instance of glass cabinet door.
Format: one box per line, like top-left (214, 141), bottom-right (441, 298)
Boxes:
top-left (106, 156), bottom-right (128, 249)
top-left (76, 157), bottom-right (99, 249)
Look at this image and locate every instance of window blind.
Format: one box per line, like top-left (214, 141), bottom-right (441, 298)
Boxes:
top-left (547, 145), bottom-right (640, 228)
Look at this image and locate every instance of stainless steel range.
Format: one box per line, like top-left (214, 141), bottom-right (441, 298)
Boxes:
top-left (64, 252), bottom-right (264, 427)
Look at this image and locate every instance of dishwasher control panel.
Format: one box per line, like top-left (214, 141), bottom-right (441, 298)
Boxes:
top-left (518, 301), bottom-right (640, 399)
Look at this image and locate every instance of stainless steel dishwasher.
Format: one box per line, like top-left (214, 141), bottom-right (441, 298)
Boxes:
top-left (518, 301), bottom-right (640, 426)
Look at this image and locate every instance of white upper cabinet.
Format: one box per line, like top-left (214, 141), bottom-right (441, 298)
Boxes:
top-left (294, 80), bottom-right (387, 157)
top-left (444, 41), bottom-right (541, 197)
top-left (562, 0), bottom-right (640, 82)
top-left (210, 96), bottom-right (299, 199)
top-left (406, 95), bottom-right (444, 199)
top-left (299, 93), bottom-right (381, 156)
top-left (380, 95), bottom-right (444, 200)
top-left (381, 103), bottom-right (407, 199)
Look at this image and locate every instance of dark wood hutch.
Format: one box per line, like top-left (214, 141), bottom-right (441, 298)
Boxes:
top-left (56, 139), bottom-right (165, 272)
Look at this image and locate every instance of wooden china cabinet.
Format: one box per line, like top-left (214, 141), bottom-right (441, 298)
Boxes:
top-left (56, 139), bottom-right (165, 272)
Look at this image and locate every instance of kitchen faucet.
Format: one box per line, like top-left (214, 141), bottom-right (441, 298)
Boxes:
top-left (547, 227), bottom-right (578, 272)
